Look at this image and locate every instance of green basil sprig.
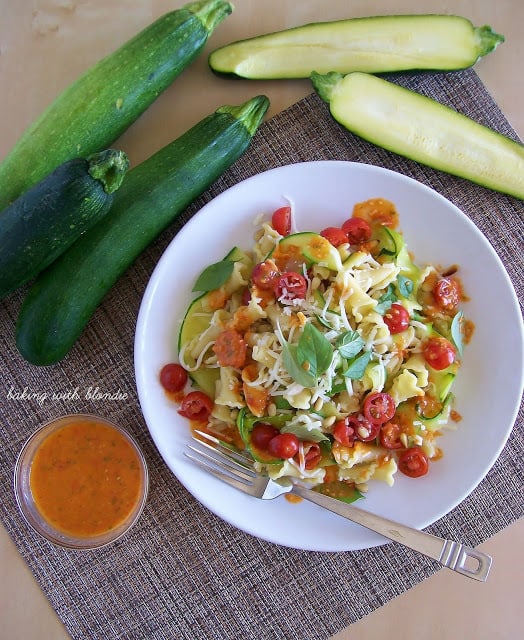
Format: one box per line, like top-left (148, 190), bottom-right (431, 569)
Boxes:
top-left (335, 330), bottom-right (373, 380)
top-left (278, 322), bottom-right (333, 388)
top-left (336, 330), bottom-right (364, 359)
top-left (192, 259), bottom-right (235, 293)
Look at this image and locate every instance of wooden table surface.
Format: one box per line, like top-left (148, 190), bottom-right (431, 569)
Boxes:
top-left (1, 1), bottom-right (522, 639)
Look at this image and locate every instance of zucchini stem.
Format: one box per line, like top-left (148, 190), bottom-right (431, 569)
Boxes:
top-left (87, 149), bottom-right (130, 194)
top-left (310, 71), bottom-right (343, 104)
top-left (189, 0), bottom-right (233, 31)
top-left (218, 95), bottom-right (270, 136)
top-left (474, 25), bottom-right (505, 56)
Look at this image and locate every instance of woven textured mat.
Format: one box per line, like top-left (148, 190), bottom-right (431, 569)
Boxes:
top-left (1, 68), bottom-right (523, 640)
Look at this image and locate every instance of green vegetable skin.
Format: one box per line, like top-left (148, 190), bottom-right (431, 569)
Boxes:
top-left (312, 72), bottom-right (524, 199)
top-left (208, 14), bottom-right (503, 79)
top-left (0, 0), bottom-right (233, 212)
top-left (16, 95), bottom-right (270, 366)
top-left (0, 150), bottom-right (129, 300)
top-left (179, 246), bottom-right (252, 395)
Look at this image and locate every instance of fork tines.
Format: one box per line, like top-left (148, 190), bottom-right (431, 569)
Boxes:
top-left (185, 430), bottom-right (257, 488)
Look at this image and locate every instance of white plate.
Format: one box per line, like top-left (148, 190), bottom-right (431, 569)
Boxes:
top-left (134, 161), bottom-right (523, 552)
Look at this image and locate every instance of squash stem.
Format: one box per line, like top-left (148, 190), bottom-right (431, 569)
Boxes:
top-left (310, 72), bottom-right (344, 104)
top-left (188, 0), bottom-right (233, 31)
top-left (475, 25), bottom-right (505, 56)
top-left (217, 95), bottom-right (270, 136)
top-left (87, 150), bottom-right (130, 194)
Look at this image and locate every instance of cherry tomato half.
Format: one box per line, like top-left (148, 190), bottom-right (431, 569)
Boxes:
top-left (267, 433), bottom-right (300, 459)
top-left (398, 447), bottom-right (429, 478)
top-left (332, 418), bottom-right (356, 447)
top-left (348, 413), bottom-right (381, 442)
top-left (275, 272), bottom-right (307, 302)
top-left (320, 226), bottom-right (348, 248)
top-left (341, 217), bottom-right (372, 244)
top-left (159, 363), bottom-right (188, 393)
top-left (433, 277), bottom-right (461, 312)
top-left (422, 337), bottom-right (456, 371)
top-left (213, 329), bottom-right (247, 368)
top-left (379, 422), bottom-right (403, 449)
top-left (251, 260), bottom-right (281, 290)
top-left (301, 442), bottom-right (322, 470)
top-left (271, 206), bottom-right (292, 236)
top-left (384, 303), bottom-right (410, 334)
top-left (363, 392), bottom-right (396, 425)
top-left (178, 391), bottom-right (213, 422)
top-left (352, 198), bottom-right (399, 228)
top-left (250, 423), bottom-right (279, 450)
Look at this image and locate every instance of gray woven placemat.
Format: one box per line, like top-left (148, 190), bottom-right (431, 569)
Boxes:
top-left (1, 68), bottom-right (523, 640)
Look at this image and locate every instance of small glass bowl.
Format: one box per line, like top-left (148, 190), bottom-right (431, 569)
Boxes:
top-left (14, 413), bottom-right (149, 550)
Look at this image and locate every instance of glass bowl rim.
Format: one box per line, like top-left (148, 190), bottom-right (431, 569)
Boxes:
top-left (13, 412), bottom-right (149, 550)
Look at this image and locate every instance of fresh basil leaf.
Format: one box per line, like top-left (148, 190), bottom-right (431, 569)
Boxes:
top-left (343, 351), bottom-right (372, 380)
top-left (281, 424), bottom-right (329, 442)
top-left (192, 260), bottom-right (235, 293)
top-left (375, 284), bottom-right (397, 315)
top-left (397, 274), bottom-right (414, 298)
top-left (451, 311), bottom-right (465, 357)
top-left (297, 323), bottom-right (333, 378)
top-left (282, 342), bottom-right (317, 388)
top-left (336, 330), bottom-right (364, 359)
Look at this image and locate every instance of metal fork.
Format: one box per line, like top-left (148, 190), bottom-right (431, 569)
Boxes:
top-left (186, 431), bottom-right (492, 582)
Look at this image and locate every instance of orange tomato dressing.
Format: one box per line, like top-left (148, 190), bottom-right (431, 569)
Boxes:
top-left (353, 197), bottom-right (399, 228)
top-left (30, 419), bottom-right (143, 538)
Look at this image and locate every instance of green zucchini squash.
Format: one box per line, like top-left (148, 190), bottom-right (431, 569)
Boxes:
top-left (0, 0), bottom-right (233, 212)
top-left (208, 14), bottom-right (503, 79)
top-left (0, 149), bottom-right (129, 300)
top-left (16, 95), bottom-right (270, 366)
top-left (311, 71), bottom-right (524, 199)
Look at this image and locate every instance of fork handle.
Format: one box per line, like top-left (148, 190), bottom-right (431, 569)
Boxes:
top-left (291, 485), bottom-right (492, 582)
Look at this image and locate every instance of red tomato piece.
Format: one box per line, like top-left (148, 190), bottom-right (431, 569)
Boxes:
top-left (274, 272), bottom-right (307, 302)
top-left (301, 442), bottom-right (322, 470)
top-left (433, 277), bottom-right (461, 312)
top-left (363, 392), bottom-right (396, 425)
top-left (332, 418), bottom-right (356, 447)
top-left (241, 286), bottom-right (252, 305)
top-left (251, 423), bottom-right (279, 450)
top-left (341, 217), bottom-right (372, 244)
top-left (348, 413), bottom-right (381, 442)
top-left (159, 363), bottom-right (188, 393)
top-left (422, 337), bottom-right (456, 371)
top-left (178, 391), bottom-right (213, 422)
top-left (352, 198), bottom-right (399, 228)
top-left (271, 206), bottom-right (292, 236)
top-left (267, 433), bottom-right (300, 459)
top-left (251, 260), bottom-right (281, 290)
top-left (398, 447), bottom-right (429, 478)
top-left (213, 329), bottom-right (247, 368)
top-left (320, 226), bottom-right (348, 247)
top-left (379, 422), bottom-right (403, 449)
top-left (384, 303), bottom-right (410, 334)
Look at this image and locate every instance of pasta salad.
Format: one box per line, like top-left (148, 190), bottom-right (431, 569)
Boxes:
top-left (160, 198), bottom-right (469, 502)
